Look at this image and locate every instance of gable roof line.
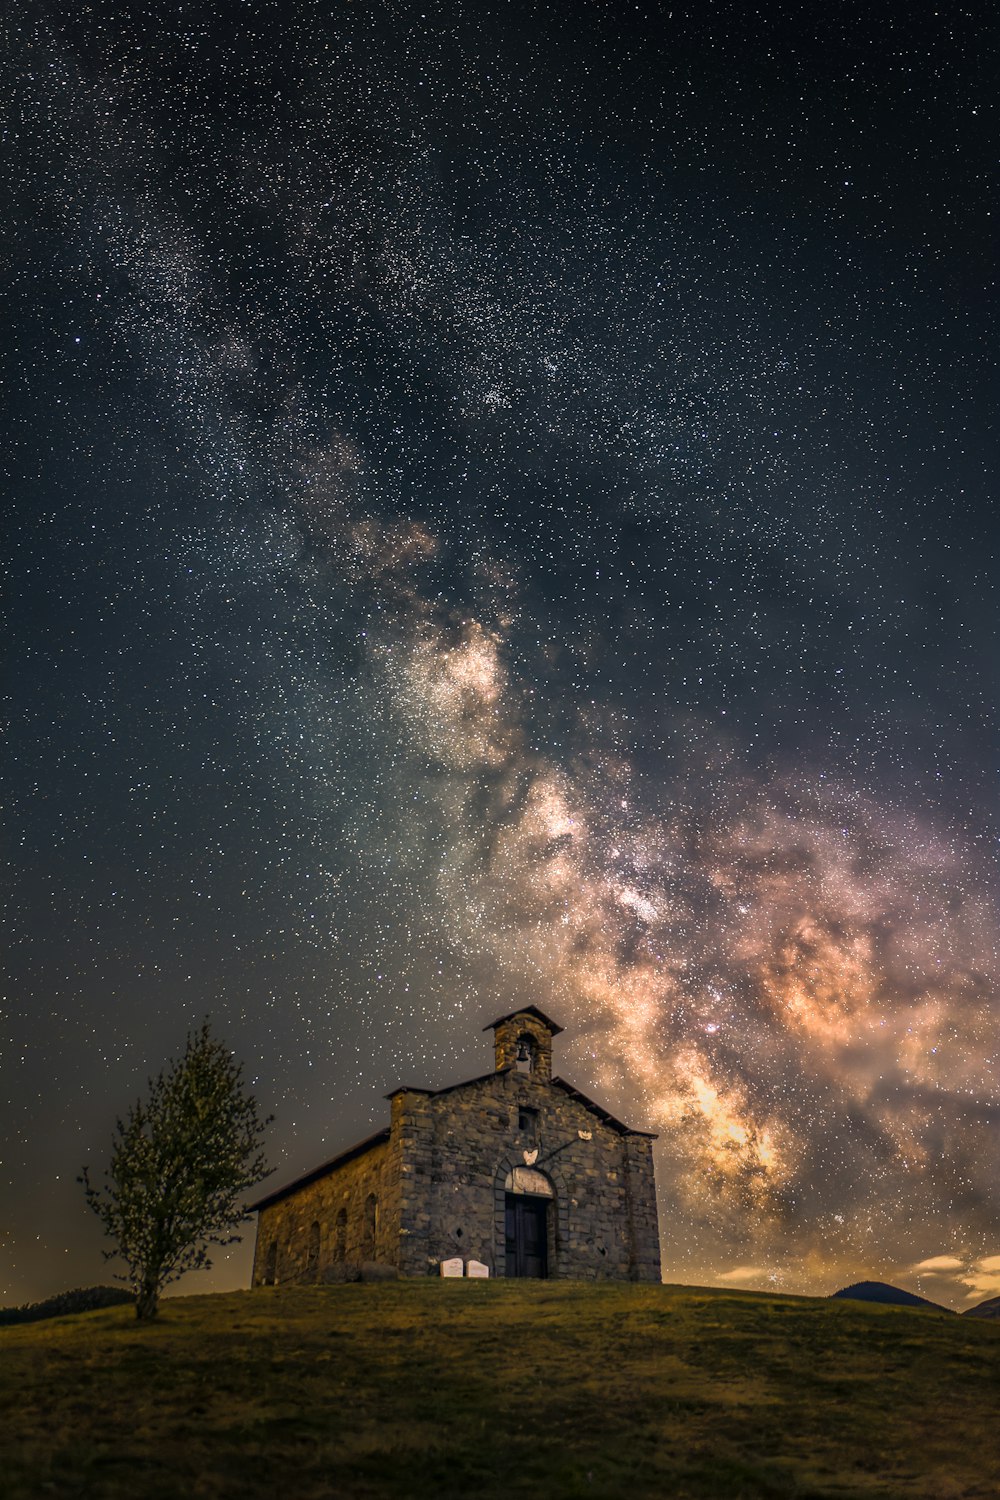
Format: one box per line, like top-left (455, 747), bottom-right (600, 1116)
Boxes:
top-left (550, 1077), bottom-right (658, 1138)
top-left (387, 1068), bottom-right (656, 1134)
top-left (251, 1071), bottom-right (657, 1213)
top-left (483, 1004), bottom-right (564, 1035)
top-left (248, 1126), bottom-right (391, 1212)
top-left (384, 1068), bottom-right (513, 1103)
top-left (424, 1066), bottom-right (512, 1098)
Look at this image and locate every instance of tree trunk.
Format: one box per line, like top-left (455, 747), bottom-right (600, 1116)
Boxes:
top-left (135, 1283), bottom-right (159, 1321)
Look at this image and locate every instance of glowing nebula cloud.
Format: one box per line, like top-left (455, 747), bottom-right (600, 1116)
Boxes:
top-left (11, 16), bottom-right (995, 1303)
top-left (84, 122), bottom-right (1000, 1284)
top-left (311, 502), bottom-right (1000, 1291)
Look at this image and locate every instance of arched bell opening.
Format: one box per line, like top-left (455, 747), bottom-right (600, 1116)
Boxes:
top-left (514, 1033), bottom-right (536, 1074)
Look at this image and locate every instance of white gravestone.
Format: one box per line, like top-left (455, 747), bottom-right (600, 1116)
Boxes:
top-left (466, 1260), bottom-right (489, 1278)
top-left (439, 1256), bottom-right (463, 1278)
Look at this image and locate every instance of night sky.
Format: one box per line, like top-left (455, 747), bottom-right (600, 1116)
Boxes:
top-left (5, 1), bottom-right (997, 1309)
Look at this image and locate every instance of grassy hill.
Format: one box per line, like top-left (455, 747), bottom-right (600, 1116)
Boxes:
top-left (2, 1280), bottom-right (999, 1499)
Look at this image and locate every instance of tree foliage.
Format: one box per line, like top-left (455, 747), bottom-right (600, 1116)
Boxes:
top-left (80, 1022), bottom-right (272, 1320)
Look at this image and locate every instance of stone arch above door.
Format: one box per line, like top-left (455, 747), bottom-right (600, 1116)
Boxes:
top-left (505, 1165), bottom-right (555, 1197)
top-left (493, 1153), bottom-right (569, 1278)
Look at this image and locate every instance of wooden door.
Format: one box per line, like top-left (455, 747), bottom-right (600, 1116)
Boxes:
top-left (505, 1193), bottom-right (548, 1278)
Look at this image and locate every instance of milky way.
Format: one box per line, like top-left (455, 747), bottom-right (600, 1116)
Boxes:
top-left (4, 2), bottom-right (996, 1305)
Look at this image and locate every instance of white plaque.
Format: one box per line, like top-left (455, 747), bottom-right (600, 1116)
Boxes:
top-left (466, 1260), bottom-right (489, 1279)
top-left (439, 1256), bottom-right (463, 1278)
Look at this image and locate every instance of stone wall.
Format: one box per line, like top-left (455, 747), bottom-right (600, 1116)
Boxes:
top-left (389, 1089), bottom-right (436, 1278)
top-left (393, 1067), bottom-right (660, 1281)
top-left (623, 1135), bottom-right (662, 1281)
top-left (251, 1012), bottom-right (661, 1285)
top-left (251, 1137), bottom-right (399, 1286)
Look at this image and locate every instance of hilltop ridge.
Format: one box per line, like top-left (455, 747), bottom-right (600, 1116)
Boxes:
top-left (2, 1281), bottom-right (999, 1498)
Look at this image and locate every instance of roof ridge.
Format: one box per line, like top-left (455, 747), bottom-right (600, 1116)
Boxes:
top-left (483, 1004), bottom-right (564, 1035)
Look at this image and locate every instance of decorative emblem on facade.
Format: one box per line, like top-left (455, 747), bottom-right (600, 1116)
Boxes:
top-left (523, 1147), bottom-right (539, 1165)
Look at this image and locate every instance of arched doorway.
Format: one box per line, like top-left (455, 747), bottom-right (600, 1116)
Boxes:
top-left (503, 1166), bottom-right (553, 1278)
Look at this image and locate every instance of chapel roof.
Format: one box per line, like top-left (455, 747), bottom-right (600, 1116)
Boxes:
top-left (248, 1126), bottom-right (391, 1212)
top-left (252, 1019), bottom-right (656, 1212)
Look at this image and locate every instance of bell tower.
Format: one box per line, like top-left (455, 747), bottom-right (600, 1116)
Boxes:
top-left (486, 1006), bottom-right (563, 1083)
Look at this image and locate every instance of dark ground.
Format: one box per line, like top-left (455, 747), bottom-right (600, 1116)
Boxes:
top-left (3, 1281), bottom-right (1000, 1498)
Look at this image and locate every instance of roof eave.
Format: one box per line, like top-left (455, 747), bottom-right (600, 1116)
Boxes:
top-left (550, 1076), bottom-right (659, 1138)
top-left (249, 1127), bottom-right (391, 1211)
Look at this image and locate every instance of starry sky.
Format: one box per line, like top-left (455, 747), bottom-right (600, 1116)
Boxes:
top-left (5, 1), bottom-right (997, 1309)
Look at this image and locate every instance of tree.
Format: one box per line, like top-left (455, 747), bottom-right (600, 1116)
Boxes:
top-left (80, 1022), bottom-right (272, 1320)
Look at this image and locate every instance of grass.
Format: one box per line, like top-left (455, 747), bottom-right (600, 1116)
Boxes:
top-left (2, 1280), bottom-right (998, 1499)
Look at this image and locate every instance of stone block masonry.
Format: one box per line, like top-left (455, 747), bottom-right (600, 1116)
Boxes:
top-left (251, 1007), bottom-right (661, 1286)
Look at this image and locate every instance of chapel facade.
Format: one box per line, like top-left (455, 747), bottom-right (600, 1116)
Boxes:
top-left (250, 1007), bottom-right (661, 1283)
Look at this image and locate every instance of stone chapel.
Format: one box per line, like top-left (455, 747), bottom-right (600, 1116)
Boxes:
top-left (250, 1007), bottom-right (661, 1283)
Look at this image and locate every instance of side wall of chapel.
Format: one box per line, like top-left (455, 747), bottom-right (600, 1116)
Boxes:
top-left (251, 1138), bottom-right (400, 1286)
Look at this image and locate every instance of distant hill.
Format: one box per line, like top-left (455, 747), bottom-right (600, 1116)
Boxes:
top-left (0, 1284), bottom-right (134, 1327)
top-left (831, 1280), bottom-right (951, 1312)
top-left (964, 1295), bottom-right (1000, 1320)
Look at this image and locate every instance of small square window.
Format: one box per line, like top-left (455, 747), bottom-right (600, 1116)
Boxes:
top-left (518, 1107), bottom-right (538, 1137)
